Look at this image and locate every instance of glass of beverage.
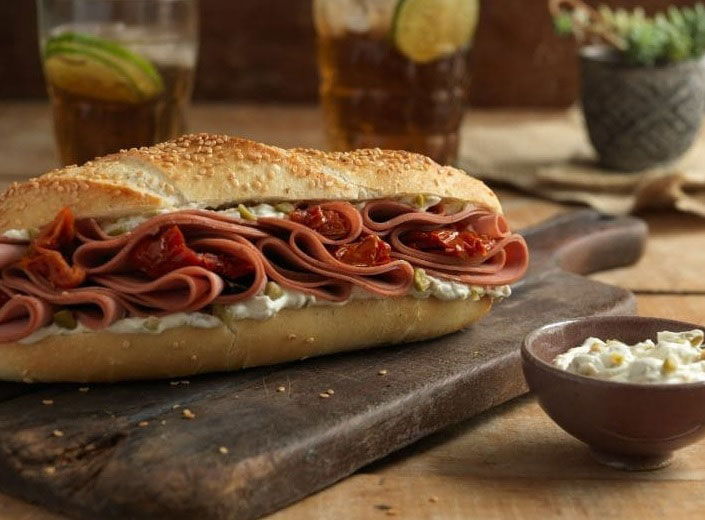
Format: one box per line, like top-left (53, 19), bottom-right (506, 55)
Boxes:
top-left (313, 0), bottom-right (479, 165)
top-left (36, 0), bottom-right (198, 166)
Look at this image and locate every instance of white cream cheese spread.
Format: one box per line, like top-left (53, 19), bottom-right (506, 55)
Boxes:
top-left (1, 229), bottom-right (31, 241)
top-left (553, 330), bottom-right (705, 384)
top-left (221, 276), bottom-right (510, 322)
top-left (19, 312), bottom-right (221, 345)
top-left (21, 276), bottom-right (511, 342)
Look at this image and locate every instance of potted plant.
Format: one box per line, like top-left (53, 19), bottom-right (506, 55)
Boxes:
top-left (550, 0), bottom-right (705, 171)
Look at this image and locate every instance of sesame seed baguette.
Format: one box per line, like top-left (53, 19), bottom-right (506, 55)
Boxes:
top-left (0, 296), bottom-right (491, 383)
top-left (0, 134), bottom-right (501, 232)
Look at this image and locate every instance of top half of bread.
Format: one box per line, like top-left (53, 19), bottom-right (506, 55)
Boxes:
top-left (0, 134), bottom-right (501, 232)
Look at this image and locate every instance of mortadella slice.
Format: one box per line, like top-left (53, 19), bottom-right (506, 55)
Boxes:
top-left (0, 295), bottom-right (53, 343)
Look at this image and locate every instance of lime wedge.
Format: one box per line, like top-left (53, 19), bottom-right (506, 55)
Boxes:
top-left (43, 32), bottom-right (163, 103)
top-left (392, 0), bottom-right (479, 63)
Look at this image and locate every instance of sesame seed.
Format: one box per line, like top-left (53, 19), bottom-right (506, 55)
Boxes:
top-left (172, 404), bottom-right (181, 409)
top-left (218, 446), bottom-right (229, 455)
top-left (277, 386), bottom-right (286, 393)
top-left (44, 466), bottom-right (56, 475)
top-left (161, 420), bottom-right (167, 425)
top-left (138, 421), bottom-right (149, 427)
top-left (52, 429), bottom-right (64, 438)
top-left (378, 369), bottom-right (388, 376)
top-left (121, 340), bottom-right (131, 348)
top-left (79, 387), bottom-right (89, 392)
top-left (319, 392), bottom-right (331, 399)
top-left (182, 408), bottom-right (196, 420)
top-left (170, 381), bottom-right (180, 386)
top-left (386, 509), bottom-right (399, 516)
top-left (429, 496), bottom-right (439, 503)
top-left (42, 399), bottom-right (54, 405)
top-left (305, 337), bottom-right (315, 344)
top-left (287, 333), bottom-right (297, 340)
top-left (180, 380), bottom-right (190, 385)
top-left (326, 389), bottom-right (335, 395)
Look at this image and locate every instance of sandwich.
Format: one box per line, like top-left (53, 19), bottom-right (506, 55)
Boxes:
top-left (0, 134), bottom-right (528, 382)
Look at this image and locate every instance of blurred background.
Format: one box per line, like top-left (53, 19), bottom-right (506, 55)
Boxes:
top-left (1, 0), bottom-right (697, 107)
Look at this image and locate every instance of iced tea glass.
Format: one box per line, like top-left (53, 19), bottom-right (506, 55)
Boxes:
top-left (37, 0), bottom-right (198, 166)
top-left (314, 0), bottom-right (479, 165)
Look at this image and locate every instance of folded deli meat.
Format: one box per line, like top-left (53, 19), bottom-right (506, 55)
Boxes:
top-left (0, 134), bottom-right (528, 382)
top-left (0, 201), bottom-right (527, 342)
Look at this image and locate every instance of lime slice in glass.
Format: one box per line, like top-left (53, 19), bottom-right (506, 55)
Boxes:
top-left (392, 0), bottom-right (479, 63)
top-left (44, 32), bottom-right (164, 103)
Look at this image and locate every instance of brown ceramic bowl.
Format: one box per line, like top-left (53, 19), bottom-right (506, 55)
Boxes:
top-left (522, 316), bottom-right (705, 471)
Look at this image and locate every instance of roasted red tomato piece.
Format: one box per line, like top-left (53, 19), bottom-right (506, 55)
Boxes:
top-left (289, 205), bottom-right (350, 239)
top-left (20, 207), bottom-right (86, 289)
top-left (129, 225), bottom-right (254, 280)
top-left (403, 228), bottom-right (495, 260)
top-left (334, 234), bottom-right (391, 267)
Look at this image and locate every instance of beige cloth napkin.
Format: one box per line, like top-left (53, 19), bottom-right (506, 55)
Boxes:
top-left (459, 109), bottom-right (705, 217)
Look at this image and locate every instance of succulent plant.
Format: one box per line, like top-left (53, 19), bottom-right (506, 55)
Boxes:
top-left (550, 0), bottom-right (705, 66)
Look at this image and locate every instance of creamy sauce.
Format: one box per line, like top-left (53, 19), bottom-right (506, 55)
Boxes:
top-left (412, 276), bottom-right (510, 301)
top-left (19, 312), bottom-right (221, 345)
top-left (222, 277), bottom-right (509, 322)
top-left (20, 275), bottom-right (510, 342)
top-left (553, 330), bottom-right (705, 384)
top-left (1, 229), bottom-right (31, 241)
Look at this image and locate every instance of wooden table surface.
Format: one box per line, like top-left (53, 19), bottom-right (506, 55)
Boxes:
top-left (0, 102), bottom-right (704, 520)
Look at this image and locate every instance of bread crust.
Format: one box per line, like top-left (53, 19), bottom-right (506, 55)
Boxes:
top-left (0, 296), bottom-right (492, 383)
top-left (0, 134), bottom-right (501, 232)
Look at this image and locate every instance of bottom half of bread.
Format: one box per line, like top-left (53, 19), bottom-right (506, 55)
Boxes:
top-left (0, 296), bottom-right (493, 382)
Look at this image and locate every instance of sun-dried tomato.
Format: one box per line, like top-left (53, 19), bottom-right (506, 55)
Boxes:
top-left (403, 228), bottom-right (495, 259)
top-left (334, 235), bottom-right (391, 267)
top-left (20, 207), bottom-right (85, 289)
top-left (289, 205), bottom-right (350, 239)
top-left (129, 225), bottom-right (253, 280)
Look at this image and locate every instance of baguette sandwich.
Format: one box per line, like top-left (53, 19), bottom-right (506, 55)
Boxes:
top-left (0, 134), bottom-right (528, 382)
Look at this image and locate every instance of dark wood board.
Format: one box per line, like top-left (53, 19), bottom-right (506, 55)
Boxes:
top-left (0, 210), bottom-right (647, 520)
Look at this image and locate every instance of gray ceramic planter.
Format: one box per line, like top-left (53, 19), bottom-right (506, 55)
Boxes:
top-left (580, 45), bottom-right (705, 171)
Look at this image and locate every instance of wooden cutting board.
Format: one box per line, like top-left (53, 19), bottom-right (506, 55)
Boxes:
top-left (0, 210), bottom-right (646, 520)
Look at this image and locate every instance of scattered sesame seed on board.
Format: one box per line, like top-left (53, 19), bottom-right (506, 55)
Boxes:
top-left (42, 399), bottom-right (54, 405)
top-left (172, 404), bottom-right (181, 409)
top-left (378, 369), bottom-right (388, 376)
top-left (305, 337), bottom-right (315, 344)
top-left (44, 466), bottom-right (56, 476)
top-left (429, 496), bottom-right (439, 503)
top-left (78, 387), bottom-right (90, 392)
top-left (326, 389), bottom-right (335, 395)
top-left (182, 408), bottom-right (196, 420)
top-left (287, 333), bottom-right (297, 340)
top-left (385, 509), bottom-right (399, 516)
top-left (180, 380), bottom-right (190, 385)
top-left (276, 386), bottom-right (286, 393)
top-left (218, 446), bottom-right (229, 455)
top-left (318, 392), bottom-right (331, 399)
top-left (138, 421), bottom-right (149, 428)
top-left (52, 429), bottom-right (64, 438)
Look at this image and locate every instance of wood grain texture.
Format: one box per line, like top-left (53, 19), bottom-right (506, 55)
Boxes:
top-left (0, 211), bottom-right (644, 520)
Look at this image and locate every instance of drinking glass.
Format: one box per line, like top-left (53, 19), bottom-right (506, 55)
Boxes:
top-left (37, 0), bottom-right (199, 166)
top-left (313, 0), bottom-right (479, 165)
